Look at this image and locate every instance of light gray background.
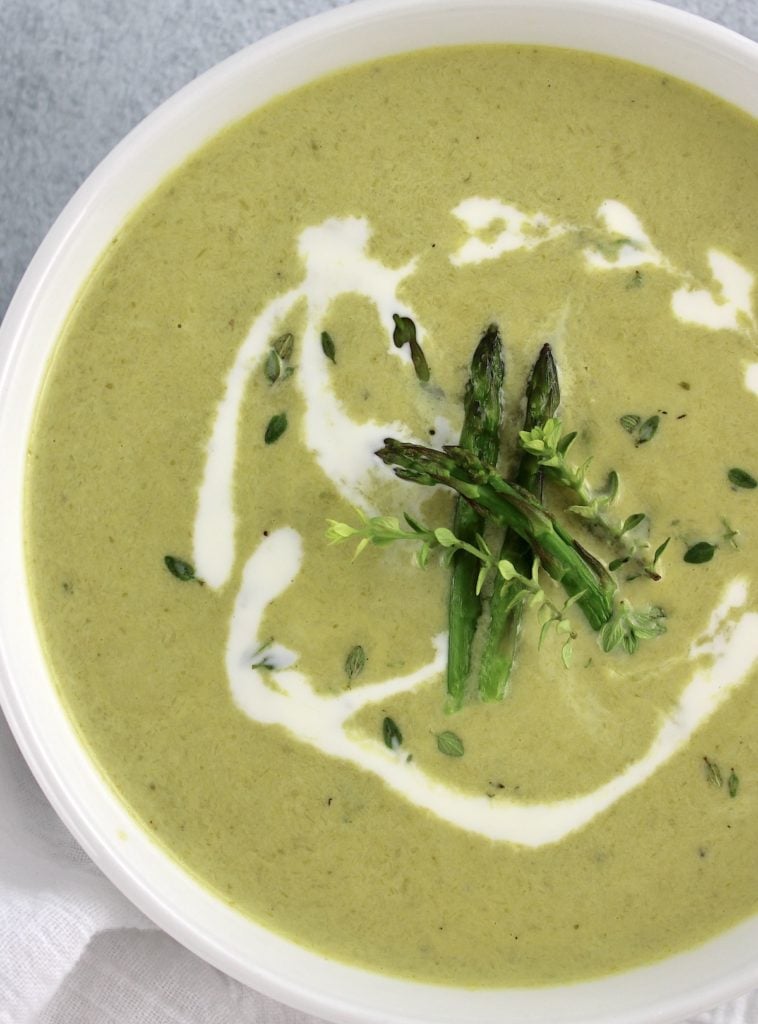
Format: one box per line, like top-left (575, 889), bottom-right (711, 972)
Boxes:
top-left (1, 1), bottom-right (758, 1022)
top-left (1, 0), bottom-right (758, 320)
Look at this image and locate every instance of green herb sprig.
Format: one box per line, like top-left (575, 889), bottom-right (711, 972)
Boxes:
top-left (326, 509), bottom-right (657, 664)
top-left (519, 417), bottom-right (668, 580)
top-left (392, 313), bottom-right (430, 382)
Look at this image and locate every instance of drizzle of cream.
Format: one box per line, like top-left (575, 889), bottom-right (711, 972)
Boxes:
top-left (672, 250), bottom-right (756, 331)
top-left (746, 362), bottom-right (758, 396)
top-left (228, 533), bottom-right (758, 848)
top-left (583, 199), bottom-right (666, 270)
top-left (450, 197), bottom-right (567, 266)
top-left (194, 217), bottom-right (455, 590)
top-left (450, 196), bottom-right (756, 342)
top-left (191, 203), bottom-right (758, 846)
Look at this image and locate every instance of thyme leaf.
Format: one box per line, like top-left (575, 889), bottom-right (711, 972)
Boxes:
top-left (704, 756), bottom-right (723, 788)
top-left (652, 536), bottom-right (671, 569)
top-left (684, 541), bottom-right (716, 565)
top-left (264, 350), bottom-right (280, 384)
top-left (383, 716), bottom-right (402, 750)
top-left (273, 332), bottom-right (294, 361)
top-left (321, 331), bottom-right (337, 364)
top-left (728, 467), bottom-right (757, 489)
top-left (345, 644), bottom-right (366, 681)
top-left (636, 415), bottom-right (660, 445)
top-left (436, 731), bottom-right (464, 758)
top-left (392, 313), bottom-right (430, 382)
top-left (621, 513), bottom-right (646, 536)
top-left (264, 413), bottom-right (288, 445)
top-left (619, 414), bottom-right (641, 434)
top-left (164, 555), bottom-right (199, 583)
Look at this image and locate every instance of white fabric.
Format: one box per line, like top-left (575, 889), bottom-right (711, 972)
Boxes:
top-left (1, 713), bottom-right (758, 1023)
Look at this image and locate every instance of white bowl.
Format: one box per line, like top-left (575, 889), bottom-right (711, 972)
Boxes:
top-left (2, 1), bottom-right (758, 1022)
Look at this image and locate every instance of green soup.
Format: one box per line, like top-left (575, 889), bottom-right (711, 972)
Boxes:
top-left (25, 46), bottom-right (758, 986)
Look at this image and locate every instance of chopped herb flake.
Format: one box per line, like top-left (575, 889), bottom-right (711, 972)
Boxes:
top-left (620, 512), bottom-right (645, 535)
top-left (652, 536), bottom-right (671, 569)
top-left (436, 730), bottom-right (464, 758)
top-left (321, 331), bottom-right (337, 364)
top-left (608, 556), bottom-right (630, 572)
top-left (264, 349), bottom-right (280, 384)
top-left (264, 413), bottom-right (288, 445)
top-left (273, 332), bottom-right (294, 360)
top-left (684, 541), bottom-right (716, 565)
top-left (728, 770), bottom-right (740, 798)
top-left (392, 313), bottom-right (416, 349)
top-left (620, 414), bottom-right (640, 434)
top-left (704, 757), bottom-right (723, 788)
top-left (164, 555), bottom-right (196, 582)
top-left (636, 415), bottom-right (660, 445)
top-left (728, 467), bottom-right (757, 489)
top-left (344, 644), bottom-right (366, 681)
top-left (392, 313), bottom-right (430, 382)
top-left (383, 716), bottom-right (402, 750)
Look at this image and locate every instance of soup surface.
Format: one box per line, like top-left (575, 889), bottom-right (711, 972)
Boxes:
top-left (25, 46), bottom-right (758, 985)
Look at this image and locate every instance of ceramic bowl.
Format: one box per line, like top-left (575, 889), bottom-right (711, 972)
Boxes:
top-left (1, 2), bottom-right (758, 1022)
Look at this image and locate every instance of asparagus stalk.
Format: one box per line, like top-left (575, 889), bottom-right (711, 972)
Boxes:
top-left (447, 325), bottom-right (505, 711)
top-left (376, 440), bottom-right (617, 631)
top-left (479, 344), bottom-right (560, 701)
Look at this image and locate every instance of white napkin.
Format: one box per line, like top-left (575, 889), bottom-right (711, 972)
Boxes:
top-left (1, 713), bottom-right (758, 1023)
top-left (0, 714), bottom-right (324, 1024)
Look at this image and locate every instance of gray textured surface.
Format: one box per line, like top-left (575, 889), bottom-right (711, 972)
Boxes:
top-left (1, 0), bottom-right (757, 320)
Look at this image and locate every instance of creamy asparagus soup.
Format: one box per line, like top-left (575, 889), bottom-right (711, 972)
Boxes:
top-left (25, 46), bottom-right (758, 985)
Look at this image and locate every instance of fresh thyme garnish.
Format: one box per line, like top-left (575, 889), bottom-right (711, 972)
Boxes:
top-left (325, 336), bottom-right (675, 707)
top-left (636, 415), bottom-right (660, 445)
top-left (251, 638), bottom-right (277, 670)
top-left (619, 413), bottom-right (659, 445)
top-left (383, 716), bottom-right (403, 750)
top-left (345, 644), bottom-right (366, 681)
top-left (651, 536), bottom-right (671, 570)
top-left (392, 313), bottom-right (430, 382)
top-left (264, 412), bottom-right (288, 445)
top-left (728, 467), bottom-right (757, 489)
top-left (264, 332), bottom-right (295, 385)
top-left (703, 756), bottom-right (723, 788)
top-left (722, 520), bottom-right (740, 549)
top-left (436, 730), bottom-right (464, 757)
top-left (519, 418), bottom-right (665, 579)
top-left (321, 330), bottom-right (337, 364)
top-left (599, 602), bottom-right (666, 655)
top-left (684, 541), bottom-right (716, 565)
top-left (273, 332), bottom-right (294, 360)
top-left (264, 349), bottom-right (281, 384)
top-left (328, 511), bottom-right (582, 665)
top-left (164, 555), bottom-right (201, 583)
top-left (377, 438), bottom-right (617, 630)
top-left (728, 769), bottom-right (740, 798)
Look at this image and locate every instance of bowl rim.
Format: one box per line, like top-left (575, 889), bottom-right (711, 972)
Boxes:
top-left (2, 1), bottom-right (758, 1022)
